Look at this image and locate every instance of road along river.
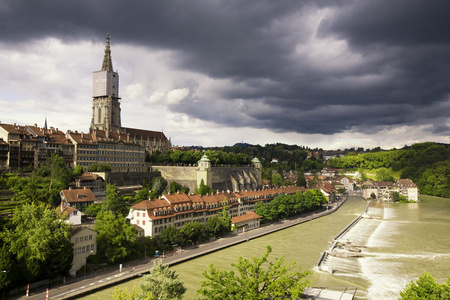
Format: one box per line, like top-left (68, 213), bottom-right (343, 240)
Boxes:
top-left (78, 193), bottom-right (450, 299)
top-left (79, 193), bottom-right (368, 299)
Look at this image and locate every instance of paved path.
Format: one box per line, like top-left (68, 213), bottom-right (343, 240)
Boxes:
top-left (12, 194), bottom-right (352, 300)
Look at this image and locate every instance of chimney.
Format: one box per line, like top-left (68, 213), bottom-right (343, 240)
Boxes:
top-left (106, 130), bottom-right (109, 138)
top-left (69, 187), bottom-right (72, 190)
top-left (127, 133), bottom-right (130, 143)
top-left (81, 132), bottom-right (84, 139)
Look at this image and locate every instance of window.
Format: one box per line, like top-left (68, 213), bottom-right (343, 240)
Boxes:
top-left (89, 235), bottom-right (92, 240)
top-left (85, 236), bottom-right (88, 241)
top-left (142, 220), bottom-right (145, 225)
top-left (82, 246), bottom-right (85, 253)
top-left (137, 220), bottom-right (140, 225)
top-left (75, 237), bottom-right (79, 243)
top-left (86, 245), bottom-right (90, 251)
top-left (143, 213), bottom-right (146, 218)
top-left (137, 212), bottom-right (140, 217)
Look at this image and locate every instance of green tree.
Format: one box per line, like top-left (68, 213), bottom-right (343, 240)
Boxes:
top-left (271, 173), bottom-right (283, 187)
top-left (295, 173), bottom-right (306, 187)
top-left (169, 181), bottom-right (189, 194)
top-left (140, 259), bottom-right (186, 300)
top-left (158, 225), bottom-right (182, 247)
top-left (376, 167), bottom-right (394, 182)
top-left (180, 222), bottom-right (203, 245)
top-left (399, 271), bottom-right (450, 300)
top-left (73, 164), bottom-right (84, 177)
top-left (44, 154), bottom-right (73, 191)
top-left (135, 188), bottom-right (150, 203)
top-left (94, 211), bottom-right (137, 263)
top-left (104, 184), bottom-right (128, 216)
top-left (85, 203), bottom-right (102, 218)
top-left (204, 214), bottom-right (229, 238)
top-left (197, 245), bottom-right (312, 299)
top-left (194, 179), bottom-right (214, 196)
top-left (112, 285), bottom-right (143, 300)
top-left (2, 203), bottom-right (73, 281)
top-left (150, 177), bottom-right (168, 199)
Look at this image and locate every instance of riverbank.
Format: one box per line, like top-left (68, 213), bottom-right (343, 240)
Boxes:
top-left (14, 193), bottom-right (351, 300)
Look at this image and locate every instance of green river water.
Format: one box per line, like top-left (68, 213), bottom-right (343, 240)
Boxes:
top-left (79, 193), bottom-right (450, 299)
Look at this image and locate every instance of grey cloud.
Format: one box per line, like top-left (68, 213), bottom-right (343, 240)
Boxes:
top-left (1, 0), bottom-right (449, 137)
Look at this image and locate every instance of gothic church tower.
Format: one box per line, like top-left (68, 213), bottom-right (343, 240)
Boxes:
top-left (90, 33), bottom-right (121, 132)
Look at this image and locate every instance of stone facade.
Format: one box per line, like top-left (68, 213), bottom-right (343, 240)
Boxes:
top-left (156, 156), bottom-right (262, 192)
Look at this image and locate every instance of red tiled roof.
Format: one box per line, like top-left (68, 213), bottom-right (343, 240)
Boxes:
top-left (0, 123), bottom-right (23, 134)
top-left (61, 188), bottom-right (97, 203)
top-left (231, 211), bottom-right (261, 224)
top-left (58, 206), bottom-right (76, 217)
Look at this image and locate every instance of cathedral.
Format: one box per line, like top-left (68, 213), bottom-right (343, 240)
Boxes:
top-left (90, 34), bottom-right (171, 154)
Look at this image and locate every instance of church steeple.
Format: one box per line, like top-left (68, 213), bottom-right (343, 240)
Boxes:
top-left (91, 33), bottom-right (121, 132)
top-left (101, 33), bottom-right (113, 71)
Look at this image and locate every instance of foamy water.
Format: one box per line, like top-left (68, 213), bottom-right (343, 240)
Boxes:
top-left (328, 199), bottom-right (450, 300)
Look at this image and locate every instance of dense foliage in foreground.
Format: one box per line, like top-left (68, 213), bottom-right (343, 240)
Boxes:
top-left (399, 271), bottom-right (450, 299)
top-left (329, 142), bottom-right (450, 198)
top-left (197, 245), bottom-right (312, 299)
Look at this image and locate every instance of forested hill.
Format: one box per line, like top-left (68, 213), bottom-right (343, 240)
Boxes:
top-left (328, 142), bottom-right (450, 198)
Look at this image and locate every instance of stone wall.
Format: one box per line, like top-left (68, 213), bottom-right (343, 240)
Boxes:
top-left (156, 166), bottom-right (198, 191)
top-left (155, 165), bottom-right (261, 192)
top-left (93, 171), bottom-right (161, 187)
top-left (211, 167), bottom-right (261, 192)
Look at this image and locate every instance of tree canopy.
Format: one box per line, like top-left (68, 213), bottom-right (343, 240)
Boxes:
top-left (399, 271), bottom-right (450, 300)
top-left (197, 245), bottom-right (312, 299)
top-left (94, 210), bottom-right (137, 263)
top-left (194, 179), bottom-right (214, 196)
top-left (255, 189), bottom-right (327, 223)
top-left (329, 142), bottom-right (450, 198)
top-left (1, 203), bottom-right (73, 282)
top-left (141, 260), bottom-right (186, 300)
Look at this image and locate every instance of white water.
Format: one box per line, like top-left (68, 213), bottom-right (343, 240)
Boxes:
top-left (325, 199), bottom-right (450, 299)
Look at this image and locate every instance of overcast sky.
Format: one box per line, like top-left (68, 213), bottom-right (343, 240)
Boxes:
top-left (1, 0), bottom-right (449, 150)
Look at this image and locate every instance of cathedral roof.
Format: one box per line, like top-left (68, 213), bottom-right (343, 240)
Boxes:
top-left (121, 127), bottom-right (168, 141)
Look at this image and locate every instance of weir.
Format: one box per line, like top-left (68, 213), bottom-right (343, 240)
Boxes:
top-left (317, 194), bottom-right (369, 271)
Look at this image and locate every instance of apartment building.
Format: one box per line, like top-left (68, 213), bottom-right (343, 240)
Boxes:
top-left (362, 179), bottom-right (419, 202)
top-left (126, 186), bottom-right (303, 238)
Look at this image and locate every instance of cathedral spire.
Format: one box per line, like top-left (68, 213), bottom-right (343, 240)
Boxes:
top-left (101, 33), bottom-right (113, 71)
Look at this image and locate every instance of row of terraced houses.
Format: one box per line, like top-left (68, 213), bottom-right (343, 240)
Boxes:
top-left (126, 186), bottom-right (305, 238)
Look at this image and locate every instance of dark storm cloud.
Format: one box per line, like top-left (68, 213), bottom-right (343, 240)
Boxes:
top-left (1, 0), bottom-right (449, 136)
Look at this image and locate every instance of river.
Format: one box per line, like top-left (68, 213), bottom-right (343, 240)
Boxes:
top-left (79, 193), bottom-right (450, 299)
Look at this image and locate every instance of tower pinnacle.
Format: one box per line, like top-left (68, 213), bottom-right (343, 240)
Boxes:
top-left (101, 33), bottom-right (113, 71)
